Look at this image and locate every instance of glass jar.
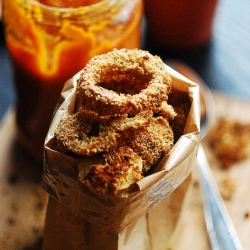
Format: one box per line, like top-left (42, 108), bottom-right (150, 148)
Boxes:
top-left (2, 0), bottom-right (143, 161)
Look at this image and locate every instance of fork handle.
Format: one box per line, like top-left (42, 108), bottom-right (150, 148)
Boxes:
top-left (197, 145), bottom-right (243, 250)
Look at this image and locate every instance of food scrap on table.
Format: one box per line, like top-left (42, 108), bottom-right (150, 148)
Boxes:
top-left (208, 118), bottom-right (250, 169)
top-left (244, 211), bottom-right (249, 219)
top-left (219, 177), bottom-right (236, 200)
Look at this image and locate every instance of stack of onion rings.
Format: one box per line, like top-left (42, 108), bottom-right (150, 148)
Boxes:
top-left (54, 48), bottom-right (176, 194)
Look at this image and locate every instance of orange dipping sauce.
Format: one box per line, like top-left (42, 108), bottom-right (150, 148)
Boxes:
top-left (38, 0), bottom-right (102, 8)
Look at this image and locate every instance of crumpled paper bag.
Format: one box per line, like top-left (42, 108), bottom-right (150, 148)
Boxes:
top-left (42, 64), bottom-right (200, 250)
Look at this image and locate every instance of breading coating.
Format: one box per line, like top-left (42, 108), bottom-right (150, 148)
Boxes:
top-left (77, 48), bottom-right (176, 118)
top-left (79, 147), bottom-right (144, 195)
top-left (125, 117), bottom-right (174, 172)
top-left (209, 118), bottom-right (250, 168)
top-left (54, 48), bottom-right (177, 194)
top-left (55, 109), bottom-right (152, 156)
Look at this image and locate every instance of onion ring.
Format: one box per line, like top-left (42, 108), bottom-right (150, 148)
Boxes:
top-left (125, 116), bottom-right (174, 172)
top-left (55, 109), bottom-right (153, 156)
top-left (77, 48), bottom-right (175, 118)
top-left (77, 116), bottom-right (174, 194)
top-left (79, 146), bottom-right (143, 194)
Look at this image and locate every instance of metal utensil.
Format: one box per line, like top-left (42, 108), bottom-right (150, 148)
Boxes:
top-left (167, 61), bottom-right (243, 250)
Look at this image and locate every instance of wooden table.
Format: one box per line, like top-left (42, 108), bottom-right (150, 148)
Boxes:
top-left (172, 92), bottom-right (250, 250)
top-left (0, 109), bottom-right (48, 250)
top-left (0, 92), bottom-right (250, 250)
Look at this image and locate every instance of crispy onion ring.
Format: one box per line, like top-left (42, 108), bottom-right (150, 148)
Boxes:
top-left (77, 48), bottom-right (175, 118)
top-left (55, 109), bottom-right (152, 156)
top-left (79, 147), bottom-right (144, 194)
top-left (125, 116), bottom-right (174, 172)
top-left (76, 116), bottom-right (173, 194)
top-left (76, 116), bottom-right (174, 194)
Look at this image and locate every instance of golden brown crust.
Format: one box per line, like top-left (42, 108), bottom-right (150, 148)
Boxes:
top-left (55, 109), bottom-right (152, 156)
top-left (77, 48), bottom-right (176, 118)
top-left (125, 117), bottom-right (174, 172)
top-left (79, 147), bottom-right (143, 195)
top-left (209, 118), bottom-right (250, 168)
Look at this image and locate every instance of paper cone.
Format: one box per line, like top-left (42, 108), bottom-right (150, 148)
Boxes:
top-left (43, 64), bottom-right (200, 249)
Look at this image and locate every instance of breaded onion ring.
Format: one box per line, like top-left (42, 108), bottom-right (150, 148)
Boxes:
top-left (55, 109), bottom-right (152, 156)
top-left (77, 117), bottom-right (173, 194)
top-left (79, 147), bottom-right (143, 194)
top-left (77, 48), bottom-right (175, 118)
top-left (125, 116), bottom-right (174, 172)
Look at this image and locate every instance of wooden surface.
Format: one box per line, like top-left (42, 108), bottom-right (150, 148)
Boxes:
top-left (0, 92), bottom-right (250, 250)
top-left (0, 109), bottom-right (48, 250)
top-left (172, 92), bottom-right (250, 250)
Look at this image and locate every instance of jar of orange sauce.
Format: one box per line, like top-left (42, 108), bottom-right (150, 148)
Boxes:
top-left (2, 0), bottom-right (143, 161)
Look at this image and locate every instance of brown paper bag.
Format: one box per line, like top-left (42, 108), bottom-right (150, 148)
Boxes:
top-left (43, 64), bottom-right (200, 250)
